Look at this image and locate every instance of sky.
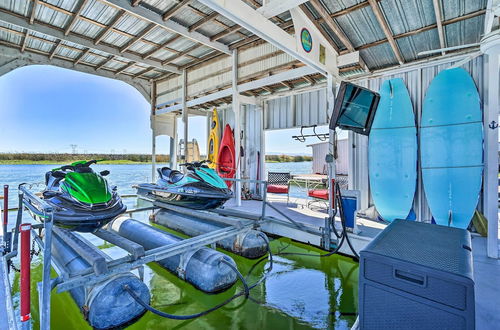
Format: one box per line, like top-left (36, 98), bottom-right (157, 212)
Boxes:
top-left (0, 65), bottom-right (323, 155)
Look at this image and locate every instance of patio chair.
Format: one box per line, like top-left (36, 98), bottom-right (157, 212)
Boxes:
top-left (266, 172), bottom-right (291, 203)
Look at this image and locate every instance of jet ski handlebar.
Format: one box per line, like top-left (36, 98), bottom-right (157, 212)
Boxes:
top-left (59, 160), bottom-right (98, 172)
top-left (179, 160), bottom-right (210, 168)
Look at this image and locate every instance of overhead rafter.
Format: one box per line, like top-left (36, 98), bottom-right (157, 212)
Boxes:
top-left (143, 35), bottom-right (181, 59)
top-left (131, 0), bottom-right (142, 7)
top-left (0, 45), bottom-right (151, 100)
top-left (49, 39), bottom-right (62, 60)
top-left (162, 0), bottom-right (192, 21)
top-left (353, 9), bottom-right (486, 52)
top-left (308, 0), bottom-right (355, 52)
top-left (189, 12), bottom-right (219, 32)
top-left (162, 44), bottom-right (201, 65)
top-left (303, 75), bottom-right (315, 85)
top-left (156, 66), bottom-right (317, 114)
top-left (103, 0), bottom-right (231, 55)
top-left (120, 23), bottom-right (156, 53)
top-left (432, 0), bottom-right (446, 55)
top-left (115, 61), bottom-right (136, 75)
top-left (198, 0), bottom-right (332, 77)
top-left (211, 25), bottom-right (242, 42)
top-left (29, 0), bottom-right (39, 24)
top-left (256, 0), bottom-right (309, 18)
top-left (300, 4), bottom-right (340, 53)
top-left (20, 29), bottom-right (29, 52)
top-left (73, 48), bottom-right (91, 65)
top-left (64, 0), bottom-right (90, 36)
top-left (133, 67), bottom-right (155, 78)
top-left (367, 0), bottom-right (404, 64)
top-left (0, 8), bottom-right (181, 73)
top-left (96, 55), bottom-right (114, 70)
top-left (229, 20), bottom-right (294, 50)
top-left (94, 10), bottom-right (126, 45)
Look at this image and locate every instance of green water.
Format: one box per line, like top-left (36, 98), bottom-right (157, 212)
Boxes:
top-left (10, 235), bottom-right (358, 330)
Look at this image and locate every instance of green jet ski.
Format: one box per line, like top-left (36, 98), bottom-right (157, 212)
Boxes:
top-left (136, 160), bottom-right (233, 210)
top-left (27, 160), bottom-right (126, 232)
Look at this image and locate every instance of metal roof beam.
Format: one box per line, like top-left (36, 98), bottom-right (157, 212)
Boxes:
top-left (162, 44), bottom-right (201, 65)
top-left (432, 0), bottom-right (446, 55)
top-left (308, 0), bottom-right (355, 52)
top-left (133, 67), bottom-right (155, 78)
top-left (0, 44), bottom-right (151, 100)
top-left (120, 23), bottom-right (156, 53)
top-left (367, 0), bottom-right (404, 64)
top-left (484, 0), bottom-right (500, 34)
top-left (96, 55), bottom-right (114, 70)
top-left (29, 0), bottom-right (39, 24)
top-left (0, 9), bottom-right (181, 74)
top-left (64, 0), bottom-right (90, 36)
top-left (73, 47), bottom-right (90, 65)
top-left (103, 0), bottom-right (231, 55)
top-left (49, 40), bottom-right (61, 60)
top-left (162, 0), bottom-right (192, 21)
top-left (189, 12), bottom-right (218, 32)
top-left (20, 30), bottom-right (29, 52)
top-left (94, 10), bottom-right (126, 45)
top-left (198, 0), bottom-right (331, 77)
top-left (143, 35), bottom-right (181, 59)
top-left (299, 4), bottom-right (339, 53)
top-left (156, 66), bottom-right (317, 113)
top-left (115, 61), bottom-right (136, 75)
top-left (256, 0), bottom-right (309, 18)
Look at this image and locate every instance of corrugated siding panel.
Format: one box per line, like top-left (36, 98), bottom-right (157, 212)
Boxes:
top-left (311, 140), bottom-right (349, 175)
top-left (265, 89), bottom-right (328, 130)
top-left (156, 43), bottom-right (296, 104)
top-left (243, 105), bottom-right (263, 193)
top-left (266, 96), bottom-right (293, 130)
top-left (349, 56), bottom-right (485, 221)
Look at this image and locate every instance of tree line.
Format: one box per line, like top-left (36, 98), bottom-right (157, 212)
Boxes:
top-left (265, 154), bottom-right (312, 162)
top-left (0, 153), bottom-right (312, 163)
top-left (0, 153), bottom-right (170, 163)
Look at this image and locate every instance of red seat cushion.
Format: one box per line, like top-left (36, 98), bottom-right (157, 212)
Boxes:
top-left (308, 189), bottom-right (329, 200)
top-left (267, 184), bottom-right (289, 194)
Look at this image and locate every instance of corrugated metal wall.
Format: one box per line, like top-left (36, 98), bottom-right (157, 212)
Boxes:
top-left (349, 56), bottom-right (485, 221)
top-left (212, 105), bottom-right (262, 194)
top-left (243, 105), bottom-right (263, 193)
top-left (309, 140), bottom-right (348, 175)
top-left (155, 43), bottom-right (297, 106)
top-left (265, 88), bottom-right (328, 130)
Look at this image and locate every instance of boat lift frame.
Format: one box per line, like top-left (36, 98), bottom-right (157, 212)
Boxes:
top-left (6, 175), bottom-right (365, 330)
top-left (15, 183), bottom-right (257, 330)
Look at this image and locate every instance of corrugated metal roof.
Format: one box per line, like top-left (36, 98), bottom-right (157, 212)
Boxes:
top-left (381, 0), bottom-right (436, 35)
top-left (0, 0), bottom-right (490, 101)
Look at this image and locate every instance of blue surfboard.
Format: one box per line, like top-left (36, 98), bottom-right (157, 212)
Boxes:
top-left (421, 68), bottom-right (483, 229)
top-left (369, 78), bottom-right (417, 222)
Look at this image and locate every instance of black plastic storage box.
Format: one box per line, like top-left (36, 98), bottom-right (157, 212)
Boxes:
top-left (359, 219), bottom-right (474, 329)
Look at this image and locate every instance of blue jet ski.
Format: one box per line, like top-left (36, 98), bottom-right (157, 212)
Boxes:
top-left (136, 160), bottom-right (233, 210)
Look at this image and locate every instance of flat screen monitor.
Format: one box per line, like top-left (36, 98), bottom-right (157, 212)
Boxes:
top-left (329, 81), bottom-right (380, 135)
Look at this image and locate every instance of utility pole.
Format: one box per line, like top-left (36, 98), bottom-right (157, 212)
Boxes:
top-left (70, 144), bottom-right (77, 154)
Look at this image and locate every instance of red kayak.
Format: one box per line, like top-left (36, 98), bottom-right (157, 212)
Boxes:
top-left (217, 124), bottom-right (236, 188)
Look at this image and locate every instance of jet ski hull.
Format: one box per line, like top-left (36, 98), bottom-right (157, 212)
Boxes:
top-left (137, 184), bottom-right (232, 210)
top-left (27, 197), bottom-right (127, 232)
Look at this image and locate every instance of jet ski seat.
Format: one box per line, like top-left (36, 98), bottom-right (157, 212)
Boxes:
top-left (158, 167), bottom-right (184, 184)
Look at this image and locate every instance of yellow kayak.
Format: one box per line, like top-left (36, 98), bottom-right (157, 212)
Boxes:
top-left (207, 109), bottom-right (220, 168)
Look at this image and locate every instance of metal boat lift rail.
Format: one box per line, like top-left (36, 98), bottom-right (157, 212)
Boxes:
top-left (16, 184), bottom-right (257, 330)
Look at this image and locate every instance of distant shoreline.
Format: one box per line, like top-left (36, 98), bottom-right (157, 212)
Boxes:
top-left (0, 159), bottom-right (312, 165)
top-left (0, 153), bottom-right (312, 165)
